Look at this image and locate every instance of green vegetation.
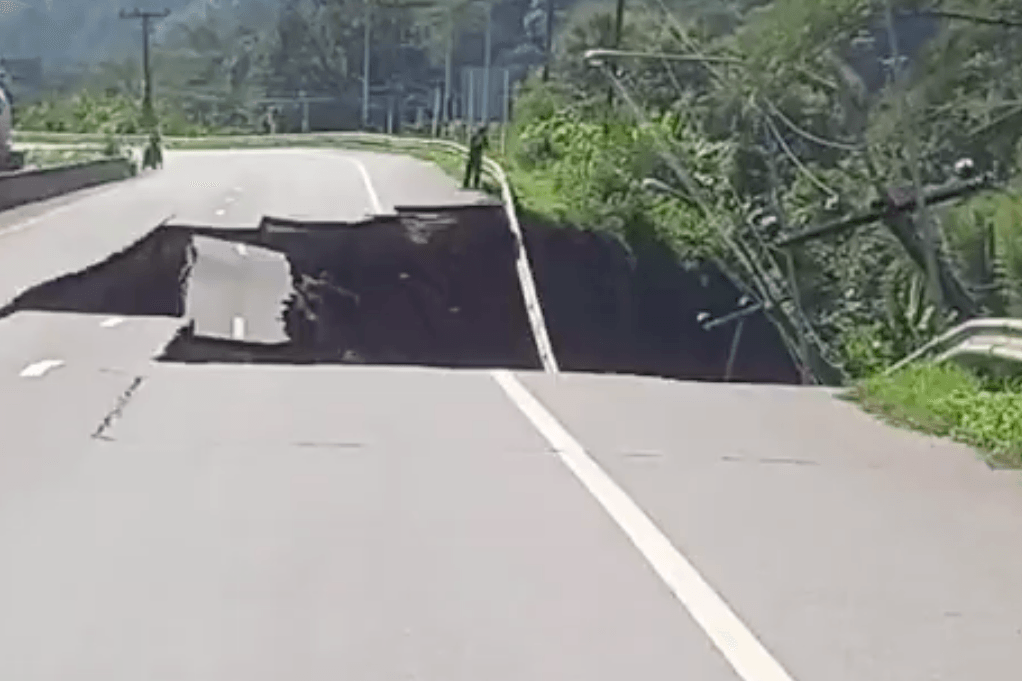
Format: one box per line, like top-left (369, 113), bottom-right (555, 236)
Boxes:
top-left (13, 91), bottom-right (232, 137)
top-left (849, 362), bottom-right (1022, 468)
top-left (20, 145), bottom-right (111, 169)
top-left (493, 0), bottom-right (1022, 389)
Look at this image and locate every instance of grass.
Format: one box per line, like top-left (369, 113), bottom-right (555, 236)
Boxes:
top-left (847, 362), bottom-right (1022, 468)
top-left (20, 146), bottom-right (112, 168)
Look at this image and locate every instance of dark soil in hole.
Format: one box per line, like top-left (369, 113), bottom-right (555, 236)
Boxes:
top-left (2, 205), bottom-right (799, 383)
top-left (0, 224), bottom-right (193, 319)
top-left (520, 216), bottom-right (800, 384)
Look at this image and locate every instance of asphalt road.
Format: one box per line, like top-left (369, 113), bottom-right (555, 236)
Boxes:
top-left (0, 149), bottom-right (1021, 681)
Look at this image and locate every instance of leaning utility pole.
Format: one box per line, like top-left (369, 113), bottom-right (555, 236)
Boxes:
top-left (883, 0), bottom-right (944, 312)
top-left (119, 7), bottom-right (170, 129)
top-left (607, 0), bottom-right (625, 105)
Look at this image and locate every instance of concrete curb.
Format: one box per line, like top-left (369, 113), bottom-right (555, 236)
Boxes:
top-left (0, 157), bottom-right (136, 212)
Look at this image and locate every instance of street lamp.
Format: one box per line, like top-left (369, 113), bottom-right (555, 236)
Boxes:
top-left (583, 48), bottom-right (743, 67)
top-left (640, 177), bottom-right (697, 206)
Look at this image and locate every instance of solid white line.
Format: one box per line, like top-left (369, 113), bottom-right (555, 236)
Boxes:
top-left (490, 370), bottom-right (797, 681)
top-left (100, 316), bottom-right (126, 328)
top-left (231, 316), bottom-right (245, 340)
top-left (20, 359), bottom-right (66, 378)
top-left (348, 157), bottom-right (385, 215)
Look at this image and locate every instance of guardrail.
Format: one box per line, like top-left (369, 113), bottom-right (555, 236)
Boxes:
top-left (11, 129), bottom-right (561, 374)
top-left (884, 317), bottom-right (1022, 376)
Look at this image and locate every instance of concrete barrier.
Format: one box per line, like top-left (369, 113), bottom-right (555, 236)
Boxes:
top-left (0, 157), bottom-right (135, 212)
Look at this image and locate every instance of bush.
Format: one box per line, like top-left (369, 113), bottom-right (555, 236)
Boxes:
top-left (504, 80), bottom-right (718, 258)
top-left (850, 362), bottom-right (1022, 468)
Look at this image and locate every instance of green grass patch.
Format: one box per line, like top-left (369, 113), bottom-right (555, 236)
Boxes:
top-left (847, 362), bottom-right (1022, 468)
top-left (21, 146), bottom-right (113, 168)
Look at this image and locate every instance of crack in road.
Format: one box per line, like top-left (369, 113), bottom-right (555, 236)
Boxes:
top-left (92, 375), bottom-right (145, 441)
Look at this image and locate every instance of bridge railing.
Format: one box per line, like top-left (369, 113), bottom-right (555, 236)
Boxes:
top-left (884, 317), bottom-right (1022, 376)
top-left (11, 129), bottom-right (560, 374)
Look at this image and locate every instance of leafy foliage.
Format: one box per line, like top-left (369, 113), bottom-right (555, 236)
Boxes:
top-left (851, 362), bottom-right (1022, 468)
top-left (502, 0), bottom-right (1022, 387)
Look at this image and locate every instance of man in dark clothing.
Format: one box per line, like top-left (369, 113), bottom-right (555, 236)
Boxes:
top-left (463, 124), bottom-right (489, 189)
top-left (142, 130), bottom-right (163, 170)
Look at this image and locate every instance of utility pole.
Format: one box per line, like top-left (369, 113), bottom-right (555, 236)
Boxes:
top-left (363, 1), bottom-right (372, 128)
top-left (299, 89), bottom-right (309, 133)
top-left (607, 0), bottom-right (625, 105)
top-left (542, 0), bottom-right (556, 81)
top-left (501, 67), bottom-right (510, 153)
top-left (119, 8), bottom-right (170, 130)
top-left (482, 1), bottom-right (492, 123)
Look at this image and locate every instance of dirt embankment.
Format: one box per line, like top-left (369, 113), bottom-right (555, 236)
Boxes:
top-left (0, 204), bottom-right (798, 383)
top-left (520, 216), bottom-right (800, 384)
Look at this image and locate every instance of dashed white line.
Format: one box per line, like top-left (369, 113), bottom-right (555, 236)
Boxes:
top-left (20, 359), bottom-right (65, 378)
top-left (490, 369), bottom-right (798, 681)
top-left (215, 208), bottom-right (226, 216)
top-left (348, 157), bottom-right (384, 215)
top-left (100, 316), bottom-right (125, 328)
top-left (235, 243), bottom-right (248, 257)
top-left (231, 316), bottom-right (245, 340)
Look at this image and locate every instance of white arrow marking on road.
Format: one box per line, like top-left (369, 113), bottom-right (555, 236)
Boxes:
top-left (232, 316), bottom-right (245, 340)
top-left (491, 369), bottom-right (798, 681)
top-left (20, 359), bottom-right (65, 378)
top-left (100, 316), bottom-right (125, 328)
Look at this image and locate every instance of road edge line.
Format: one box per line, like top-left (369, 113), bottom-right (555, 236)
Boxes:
top-left (490, 369), bottom-right (797, 681)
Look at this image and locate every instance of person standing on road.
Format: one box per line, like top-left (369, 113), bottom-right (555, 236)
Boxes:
top-left (463, 124), bottom-right (489, 189)
top-left (142, 129), bottom-right (163, 170)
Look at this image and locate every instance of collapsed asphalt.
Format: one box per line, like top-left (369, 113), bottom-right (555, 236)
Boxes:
top-left (0, 205), bottom-right (798, 382)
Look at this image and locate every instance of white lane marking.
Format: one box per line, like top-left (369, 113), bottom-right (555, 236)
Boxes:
top-left (100, 316), bottom-right (126, 328)
top-left (20, 359), bottom-right (65, 378)
top-left (235, 243), bottom-right (248, 257)
top-left (0, 201), bottom-right (78, 239)
top-left (490, 370), bottom-right (797, 681)
top-left (215, 208), bottom-right (226, 216)
top-left (232, 316), bottom-right (245, 340)
top-left (225, 196), bottom-right (236, 204)
top-left (348, 157), bottom-right (384, 215)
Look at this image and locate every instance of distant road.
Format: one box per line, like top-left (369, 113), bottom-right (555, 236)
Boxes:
top-left (0, 148), bottom-right (1020, 681)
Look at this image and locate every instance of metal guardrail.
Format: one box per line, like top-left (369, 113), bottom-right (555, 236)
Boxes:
top-left (10, 130), bottom-right (560, 374)
top-left (884, 318), bottom-right (1022, 376)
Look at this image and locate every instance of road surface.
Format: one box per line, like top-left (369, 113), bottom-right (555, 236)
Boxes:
top-left (0, 148), bottom-right (1020, 681)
